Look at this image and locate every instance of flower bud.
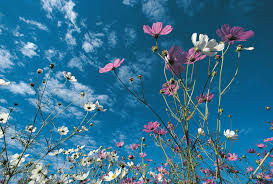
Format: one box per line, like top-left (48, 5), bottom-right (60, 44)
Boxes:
top-left (129, 77), bottom-right (134, 82)
top-left (242, 155), bottom-right (246, 158)
top-left (161, 50), bottom-right (168, 57)
top-left (228, 114), bottom-right (232, 118)
top-left (143, 144), bottom-right (146, 147)
top-left (218, 108), bottom-right (223, 113)
top-left (265, 106), bottom-right (271, 111)
top-left (236, 44), bottom-right (243, 52)
top-left (215, 55), bottom-right (221, 60)
top-left (30, 82), bottom-right (34, 87)
top-left (128, 154), bottom-right (134, 160)
top-left (211, 71), bottom-right (217, 77)
top-left (49, 63), bottom-right (54, 69)
top-left (80, 92), bottom-right (85, 97)
top-left (37, 69), bottom-right (43, 74)
top-left (137, 75), bottom-right (143, 79)
top-left (160, 89), bottom-right (165, 94)
top-left (152, 46), bottom-right (158, 52)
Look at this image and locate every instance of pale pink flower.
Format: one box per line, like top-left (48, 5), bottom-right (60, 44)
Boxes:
top-left (130, 144), bottom-right (139, 150)
top-left (99, 58), bottom-right (124, 73)
top-left (256, 143), bottom-right (267, 149)
top-left (154, 128), bottom-right (167, 136)
top-left (185, 47), bottom-right (206, 64)
top-left (143, 22), bottom-right (173, 38)
top-left (139, 152), bottom-right (147, 158)
top-left (143, 121), bottom-right (160, 133)
top-left (115, 141), bottom-right (124, 148)
top-left (246, 166), bottom-right (254, 172)
top-left (227, 153), bottom-right (238, 161)
top-left (264, 137), bottom-right (273, 142)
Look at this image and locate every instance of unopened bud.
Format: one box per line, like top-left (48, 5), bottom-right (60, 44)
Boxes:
top-left (228, 114), bottom-right (232, 118)
top-left (141, 137), bottom-right (145, 141)
top-left (137, 75), bottom-right (143, 79)
top-left (30, 82), bottom-right (34, 87)
top-left (211, 71), bottom-right (217, 77)
top-left (152, 46), bottom-right (158, 52)
top-left (215, 55), bottom-right (221, 60)
top-left (37, 69), bottom-right (43, 74)
top-left (129, 77), bottom-right (134, 82)
top-left (161, 50), bottom-right (168, 57)
top-left (49, 63), bottom-right (54, 69)
top-left (80, 92), bottom-right (85, 97)
top-left (236, 44), bottom-right (243, 52)
top-left (265, 106), bottom-right (271, 111)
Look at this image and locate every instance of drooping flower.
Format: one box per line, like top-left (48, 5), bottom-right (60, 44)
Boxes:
top-left (0, 113), bottom-right (9, 124)
top-left (83, 102), bottom-right (96, 112)
top-left (139, 152), bottom-right (147, 158)
top-left (143, 22), bottom-right (173, 38)
top-left (115, 141), bottom-right (124, 148)
top-left (143, 121), bottom-right (160, 133)
top-left (57, 126), bottom-right (69, 135)
top-left (196, 93), bottom-right (214, 104)
top-left (25, 125), bottom-right (36, 133)
top-left (216, 24), bottom-right (254, 44)
top-left (227, 153), bottom-right (238, 161)
top-left (164, 45), bottom-right (187, 75)
top-left (198, 128), bottom-right (205, 136)
top-left (223, 129), bottom-right (238, 140)
top-left (63, 71), bottom-right (77, 82)
top-left (185, 48), bottom-right (206, 64)
top-left (256, 143), bottom-right (267, 149)
top-left (154, 128), bottom-right (167, 136)
top-left (0, 79), bottom-right (10, 85)
top-left (95, 101), bottom-right (106, 112)
top-left (161, 79), bottom-right (179, 96)
top-left (99, 58), bottom-right (124, 73)
top-left (191, 33), bottom-right (225, 56)
top-left (103, 168), bottom-right (121, 181)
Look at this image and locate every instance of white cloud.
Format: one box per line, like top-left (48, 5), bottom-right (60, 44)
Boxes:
top-left (68, 57), bottom-right (83, 71)
top-left (0, 48), bottom-right (14, 72)
top-left (82, 32), bottom-right (103, 53)
top-left (122, 0), bottom-right (138, 7)
top-left (62, 0), bottom-right (77, 27)
top-left (19, 17), bottom-right (48, 31)
top-left (108, 31), bottom-right (117, 48)
top-left (1, 81), bottom-right (35, 96)
top-left (45, 49), bottom-right (57, 61)
top-left (65, 29), bottom-right (76, 46)
top-left (20, 42), bottom-right (38, 58)
top-left (0, 99), bottom-right (7, 104)
top-left (142, 0), bottom-right (170, 22)
top-left (124, 27), bottom-right (137, 47)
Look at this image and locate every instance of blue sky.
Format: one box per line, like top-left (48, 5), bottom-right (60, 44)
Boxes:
top-left (0, 0), bottom-right (272, 166)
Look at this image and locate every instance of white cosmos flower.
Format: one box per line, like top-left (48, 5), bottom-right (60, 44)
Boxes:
top-left (63, 71), bottom-right (77, 82)
top-left (25, 125), bottom-right (36, 133)
top-left (30, 163), bottom-right (48, 183)
top-left (0, 79), bottom-right (10, 85)
top-left (83, 102), bottom-right (96, 111)
top-left (57, 126), bottom-right (69, 135)
top-left (0, 129), bottom-right (3, 138)
top-left (121, 168), bottom-right (128, 179)
top-left (49, 148), bottom-right (64, 156)
top-left (74, 171), bottom-right (89, 181)
top-left (198, 128), bottom-right (205, 136)
top-left (223, 129), bottom-right (238, 140)
top-left (95, 101), bottom-right (107, 112)
top-left (191, 33), bottom-right (225, 56)
top-left (0, 113), bottom-right (9, 123)
top-left (103, 168), bottom-right (121, 181)
top-left (9, 153), bottom-right (29, 167)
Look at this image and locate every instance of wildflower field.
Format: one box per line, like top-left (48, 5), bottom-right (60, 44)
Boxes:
top-left (0, 0), bottom-right (272, 183)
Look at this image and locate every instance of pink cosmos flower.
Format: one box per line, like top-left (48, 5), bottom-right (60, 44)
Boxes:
top-left (157, 166), bottom-right (166, 173)
top-left (143, 121), bottom-right (160, 133)
top-left (256, 143), bottom-right (267, 149)
top-left (98, 150), bottom-right (107, 159)
top-left (154, 128), bottom-right (167, 136)
top-left (264, 137), bottom-right (273, 142)
top-left (139, 152), bottom-right (147, 158)
top-left (246, 166), bottom-right (254, 172)
top-left (247, 148), bottom-right (256, 153)
top-left (216, 24), bottom-right (254, 44)
top-left (269, 161), bottom-right (273, 166)
top-left (185, 48), bottom-right (206, 64)
top-left (164, 45), bottom-right (187, 75)
top-left (227, 153), bottom-right (238, 161)
top-left (99, 58), bottom-right (124, 73)
top-left (196, 93), bottom-right (214, 104)
top-left (115, 141), bottom-right (124, 148)
top-left (143, 22), bottom-right (173, 38)
top-left (161, 80), bottom-right (179, 96)
top-left (203, 179), bottom-right (215, 184)
top-left (145, 158), bottom-right (153, 162)
top-left (130, 144), bottom-right (139, 150)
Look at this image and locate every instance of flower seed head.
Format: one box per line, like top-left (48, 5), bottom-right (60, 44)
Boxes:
top-left (236, 44), bottom-right (243, 52)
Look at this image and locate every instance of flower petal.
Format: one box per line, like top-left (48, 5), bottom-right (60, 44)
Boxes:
top-left (143, 25), bottom-right (154, 36)
top-left (191, 33), bottom-right (197, 46)
top-left (152, 22), bottom-right (163, 34)
top-left (160, 25), bottom-right (173, 35)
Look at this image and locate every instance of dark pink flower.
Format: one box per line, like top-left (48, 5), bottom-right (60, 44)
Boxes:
top-left (143, 22), bottom-right (173, 38)
top-left (130, 144), bottom-right (139, 150)
top-left (196, 93), bottom-right (214, 104)
top-left (216, 24), bottom-right (254, 44)
top-left (115, 141), bottom-right (124, 148)
top-left (153, 128), bottom-right (167, 136)
top-left (143, 121), bottom-right (160, 133)
top-left (161, 80), bottom-right (179, 96)
top-left (227, 153), bottom-right (238, 161)
top-left (247, 148), bottom-right (256, 153)
top-left (99, 58), bottom-right (124, 73)
top-left (256, 143), bottom-right (267, 149)
top-left (185, 48), bottom-right (206, 64)
top-left (139, 152), bottom-right (147, 158)
top-left (164, 45), bottom-right (187, 75)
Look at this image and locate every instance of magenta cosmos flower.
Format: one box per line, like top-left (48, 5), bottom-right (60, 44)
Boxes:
top-left (154, 128), bottom-right (167, 136)
top-left (264, 137), bottom-right (273, 142)
top-left (227, 153), bottom-right (238, 161)
top-left (165, 45), bottom-right (187, 75)
top-left (161, 80), bottom-right (179, 96)
top-left (99, 58), bottom-right (124, 73)
top-left (143, 22), bottom-right (173, 38)
top-left (185, 48), bottom-right (206, 64)
top-left (196, 93), bottom-right (214, 104)
top-left (115, 141), bottom-right (124, 148)
top-left (216, 24), bottom-right (254, 44)
top-left (139, 152), bottom-right (147, 158)
top-left (143, 121), bottom-right (160, 133)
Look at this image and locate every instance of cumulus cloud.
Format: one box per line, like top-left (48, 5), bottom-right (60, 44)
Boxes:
top-left (108, 31), bottom-right (117, 48)
top-left (68, 57), bottom-right (83, 71)
top-left (0, 48), bottom-right (15, 72)
top-left (20, 42), bottom-right (38, 58)
top-left (19, 17), bottom-right (48, 31)
top-left (1, 81), bottom-right (35, 96)
top-left (65, 29), bottom-right (76, 46)
top-left (142, 0), bottom-right (170, 22)
top-left (124, 27), bottom-right (137, 47)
